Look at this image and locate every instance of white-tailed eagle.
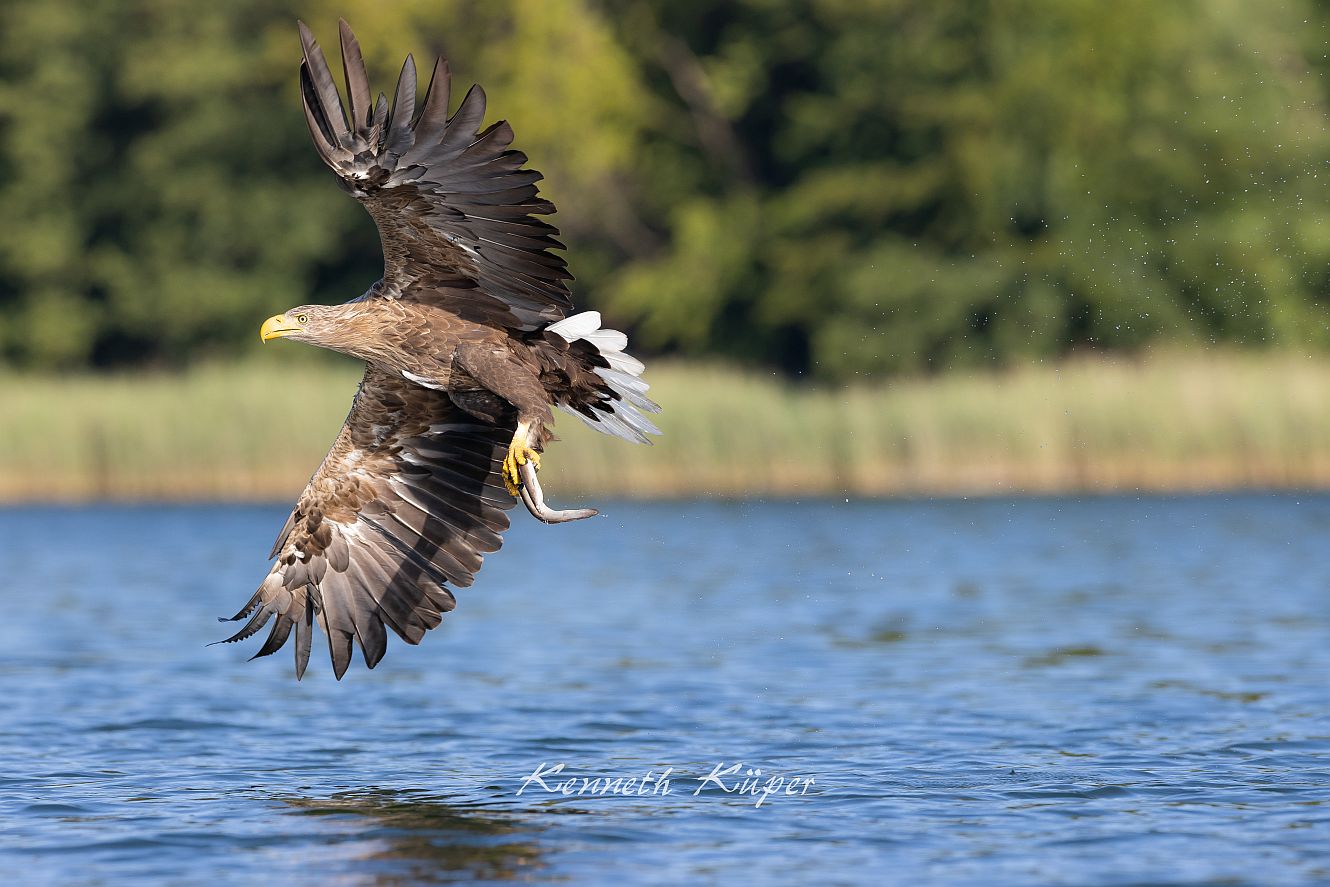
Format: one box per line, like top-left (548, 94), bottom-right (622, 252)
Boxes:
top-left (218, 20), bottom-right (659, 679)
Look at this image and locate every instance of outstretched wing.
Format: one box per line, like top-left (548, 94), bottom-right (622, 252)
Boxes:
top-left (299, 19), bottom-right (573, 331)
top-left (218, 367), bottom-right (517, 679)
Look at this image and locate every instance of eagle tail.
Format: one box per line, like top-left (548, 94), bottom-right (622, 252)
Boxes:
top-left (546, 311), bottom-right (660, 444)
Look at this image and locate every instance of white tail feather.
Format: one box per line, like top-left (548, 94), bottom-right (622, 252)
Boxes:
top-left (547, 310), bottom-right (659, 444)
top-left (546, 311), bottom-right (601, 339)
top-left (603, 351), bottom-right (644, 375)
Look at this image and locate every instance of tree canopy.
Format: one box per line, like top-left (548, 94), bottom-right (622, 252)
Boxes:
top-left (2, 0), bottom-right (1329, 379)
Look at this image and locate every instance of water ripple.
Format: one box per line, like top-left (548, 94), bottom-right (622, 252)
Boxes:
top-left (0, 496), bottom-right (1326, 885)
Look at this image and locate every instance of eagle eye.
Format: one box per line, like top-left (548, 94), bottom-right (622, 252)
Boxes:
top-left (296, 313), bottom-right (308, 324)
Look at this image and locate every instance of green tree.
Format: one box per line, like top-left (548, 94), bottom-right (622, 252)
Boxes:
top-left (1, 0), bottom-right (1329, 379)
top-left (602, 0), bottom-right (1330, 378)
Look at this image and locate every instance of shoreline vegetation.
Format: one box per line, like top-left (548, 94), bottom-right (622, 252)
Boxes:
top-left (2, 352), bottom-right (1330, 503)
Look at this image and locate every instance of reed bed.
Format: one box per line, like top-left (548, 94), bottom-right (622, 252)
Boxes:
top-left (2, 351), bottom-right (1330, 501)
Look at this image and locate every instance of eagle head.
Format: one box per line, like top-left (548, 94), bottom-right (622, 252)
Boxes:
top-left (260, 304), bottom-right (337, 344)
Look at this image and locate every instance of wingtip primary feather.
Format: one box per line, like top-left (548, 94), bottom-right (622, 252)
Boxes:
top-left (331, 635), bottom-right (353, 680)
top-left (249, 614), bottom-right (294, 661)
top-left (210, 607), bottom-right (275, 646)
top-left (338, 19), bottom-right (372, 131)
top-left (416, 57), bottom-right (452, 135)
top-left (221, 588), bottom-right (263, 623)
top-left (288, 593), bottom-right (315, 680)
top-left (452, 83), bottom-right (487, 128)
top-left (386, 54), bottom-right (418, 152)
top-left (297, 20), bottom-right (350, 143)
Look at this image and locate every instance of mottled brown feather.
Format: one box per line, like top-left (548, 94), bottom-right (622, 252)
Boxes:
top-left (297, 20), bottom-right (572, 331)
top-left (221, 366), bottom-right (515, 678)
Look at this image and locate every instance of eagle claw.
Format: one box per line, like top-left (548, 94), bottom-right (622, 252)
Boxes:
top-left (502, 440), bottom-right (540, 494)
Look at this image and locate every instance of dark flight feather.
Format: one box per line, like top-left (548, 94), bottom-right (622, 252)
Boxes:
top-left (223, 367), bottom-right (515, 677)
top-left (295, 20), bottom-right (574, 330)
top-left (294, 599), bottom-right (314, 680)
top-left (251, 615), bottom-right (294, 661)
top-left (338, 20), bottom-right (372, 131)
top-left (298, 22), bottom-right (349, 145)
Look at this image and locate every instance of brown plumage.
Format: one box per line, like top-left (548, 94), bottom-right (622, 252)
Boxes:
top-left (220, 20), bottom-right (659, 679)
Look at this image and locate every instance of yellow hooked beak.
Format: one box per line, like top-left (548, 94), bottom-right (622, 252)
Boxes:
top-left (260, 314), bottom-right (303, 343)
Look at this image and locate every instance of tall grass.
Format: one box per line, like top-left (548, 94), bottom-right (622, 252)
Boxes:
top-left (2, 351), bottom-right (1330, 501)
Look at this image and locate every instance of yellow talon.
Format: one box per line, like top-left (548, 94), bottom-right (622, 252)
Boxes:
top-left (502, 423), bottom-right (541, 496)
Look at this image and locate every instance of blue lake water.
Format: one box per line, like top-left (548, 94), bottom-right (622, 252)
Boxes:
top-left (0, 496), bottom-right (1326, 885)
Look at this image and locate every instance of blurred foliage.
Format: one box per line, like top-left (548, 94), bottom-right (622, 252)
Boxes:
top-left (2, 0), bottom-right (1330, 378)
